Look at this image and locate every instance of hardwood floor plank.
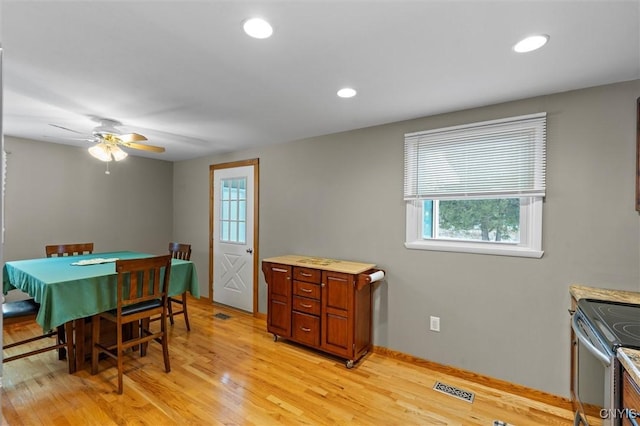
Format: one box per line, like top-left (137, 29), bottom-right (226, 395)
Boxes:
top-left (3, 298), bottom-right (578, 425)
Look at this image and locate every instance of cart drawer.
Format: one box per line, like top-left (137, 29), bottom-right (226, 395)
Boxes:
top-left (293, 267), bottom-right (321, 283)
top-left (292, 312), bottom-right (320, 347)
top-left (292, 296), bottom-right (321, 316)
top-left (293, 280), bottom-right (321, 300)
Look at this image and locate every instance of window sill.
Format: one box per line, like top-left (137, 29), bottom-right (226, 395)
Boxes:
top-left (404, 240), bottom-right (543, 259)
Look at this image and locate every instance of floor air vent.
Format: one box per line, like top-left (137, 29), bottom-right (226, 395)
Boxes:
top-left (432, 381), bottom-right (475, 403)
top-left (213, 313), bottom-right (231, 320)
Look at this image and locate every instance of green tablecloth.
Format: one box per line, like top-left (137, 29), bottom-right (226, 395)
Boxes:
top-left (3, 251), bottom-right (200, 330)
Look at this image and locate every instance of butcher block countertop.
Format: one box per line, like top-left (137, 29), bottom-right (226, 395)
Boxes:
top-left (262, 255), bottom-right (375, 275)
top-left (569, 284), bottom-right (640, 304)
top-left (569, 284), bottom-right (640, 385)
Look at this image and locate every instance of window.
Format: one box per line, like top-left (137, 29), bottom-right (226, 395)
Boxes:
top-left (219, 177), bottom-right (247, 244)
top-left (404, 113), bottom-right (546, 258)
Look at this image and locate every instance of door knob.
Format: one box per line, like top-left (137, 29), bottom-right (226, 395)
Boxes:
top-left (246, 248), bottom-right (253, 254)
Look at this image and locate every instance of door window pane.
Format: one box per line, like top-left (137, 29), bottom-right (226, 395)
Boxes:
top-left (219, 177), bottom-right (247, 244)
top-left (222, 200), bottom-right (230, 220)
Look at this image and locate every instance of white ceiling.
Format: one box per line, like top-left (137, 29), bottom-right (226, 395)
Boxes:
top-left (2, 1), bottom-right (639, 162)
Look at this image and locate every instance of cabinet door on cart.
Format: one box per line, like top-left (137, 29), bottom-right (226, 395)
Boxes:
top-left (266, 264), bottom-right (292, 337)
top-left (321, 271), bottom-right (354, 358)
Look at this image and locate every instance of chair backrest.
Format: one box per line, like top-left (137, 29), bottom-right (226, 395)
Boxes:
top-left (168, 242), bottom-right (191, 261)
top-left (115, 255), bottom-right (172, 309)
top-left (45, 243), bottom-right (94, 258)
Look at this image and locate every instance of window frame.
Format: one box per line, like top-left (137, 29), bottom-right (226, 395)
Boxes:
top-left (403, 113), bottom-right (546, 258)
top-left (405, 197), bottom-right (543, 258)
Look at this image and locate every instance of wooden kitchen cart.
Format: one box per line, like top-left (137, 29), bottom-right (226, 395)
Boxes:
top-left (262, 255), bottom-right (384, 368)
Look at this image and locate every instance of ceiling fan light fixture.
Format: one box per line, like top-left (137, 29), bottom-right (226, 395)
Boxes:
top-left (88, 142), bottom-right (128, 162)
top-left (111, 145), bottom-right (128, 161)
top-left (88, 143), bottom-right (112, 162)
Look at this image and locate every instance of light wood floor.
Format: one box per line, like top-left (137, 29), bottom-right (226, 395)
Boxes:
top-left (2, 298), bottom-right (578, 425)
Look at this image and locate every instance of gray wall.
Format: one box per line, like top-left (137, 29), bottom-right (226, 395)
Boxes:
top-left (3, 136), bottom-right (174, 263)
top-left (173, 79), bottom-right (640, 398)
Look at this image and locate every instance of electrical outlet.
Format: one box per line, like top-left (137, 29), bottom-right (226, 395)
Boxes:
top-left (430, 316), bottom-right (440, 332)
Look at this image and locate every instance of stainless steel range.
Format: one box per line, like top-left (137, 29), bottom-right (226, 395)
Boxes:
top-left (571, 299), bottom-right (640, 426)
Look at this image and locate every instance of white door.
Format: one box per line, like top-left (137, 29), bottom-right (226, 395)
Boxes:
top-left (213, 165), bottom-right (254, 312)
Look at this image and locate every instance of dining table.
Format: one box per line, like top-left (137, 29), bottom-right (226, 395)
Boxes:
top-left (3, 250), bottom-right (200, 373)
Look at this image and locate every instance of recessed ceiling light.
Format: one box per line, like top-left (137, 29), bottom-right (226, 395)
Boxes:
top-left (513, 34), bottom-right (549, 53)
top-left (243, 18), bottom-right (273, 39)
top-left (337, 88), bottom-right (357, 98)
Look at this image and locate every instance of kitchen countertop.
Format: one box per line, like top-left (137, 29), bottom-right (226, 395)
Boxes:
top-left (569, 284), bottom-right (640, 386)
top-left (569, 284), bottom-right (640, 304)
top-left (618, 348), bottom-right (640, 385)
top-left (262, 255), bottom-right (375, 275)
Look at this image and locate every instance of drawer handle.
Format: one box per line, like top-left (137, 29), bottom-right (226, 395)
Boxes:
top-left (328, 277), bottom-right (347, 282)
top-left (272, 268), bottom-right (289, 273)
top-left (300, 288), bottom-right (313, 293)
top-left (300, 303), bottom-right (312, 308)
top-left (301, 327), bottom-right (311, 332)
top-left (300, 272), bottom-right (313, 277)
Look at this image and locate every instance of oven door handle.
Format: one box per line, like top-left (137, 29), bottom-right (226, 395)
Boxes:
top-left (571, 313), bottom-right (611, 366)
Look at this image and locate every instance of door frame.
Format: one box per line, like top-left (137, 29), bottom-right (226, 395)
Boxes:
top-left (209, 158), bottom-right (259, 315)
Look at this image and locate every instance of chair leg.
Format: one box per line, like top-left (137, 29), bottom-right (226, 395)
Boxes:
top-left (168, 299), bottom-right (175, 325)
top-left (91, 316), bottom-right (101, 375)
top-left (140, 318), bottom-right (150, 357)
top-left (161, 313), bottom-right (171, 373)
top-left (130, 322), bottom-right (140, 353)
top-left (117, 319), bottom-right (124, 395)
top-left (181, 293), bottom-right (191, 331)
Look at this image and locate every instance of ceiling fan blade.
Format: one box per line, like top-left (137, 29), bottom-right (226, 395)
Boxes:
top-left (44, 135), bottom-right (95, 142)
top-left (121, 141), bottom-right (165, 153)
top-left (117, 133), bottom-right (147, 143)
top-left (49, 124), bottom-right (84, 134)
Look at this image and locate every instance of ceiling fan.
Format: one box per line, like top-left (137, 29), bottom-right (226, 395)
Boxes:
top-left (50, 118), bottom-right (166, 162)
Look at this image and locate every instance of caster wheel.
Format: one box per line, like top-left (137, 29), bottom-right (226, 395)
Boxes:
top-left (272, 334), bottom-right (278, 342)
top-left (346, 360), bottom-right (354, 369)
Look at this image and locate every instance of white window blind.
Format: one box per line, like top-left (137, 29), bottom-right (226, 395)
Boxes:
top-left (404, 112), bottom-right (546, 200)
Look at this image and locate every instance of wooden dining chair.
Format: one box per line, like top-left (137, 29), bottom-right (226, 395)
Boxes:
top-left (45, 242), bottom-right (94, 257)
top-left (1, 243), bottom-right (94, 368)
top-left (44, 242), bottom-right (94, 355)
top-left (91, 255), bottom-right (172, 394)
top-left (2, 299), bottom-right (74, 367)
top-left (167, 242), bottom-right (192, 331)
